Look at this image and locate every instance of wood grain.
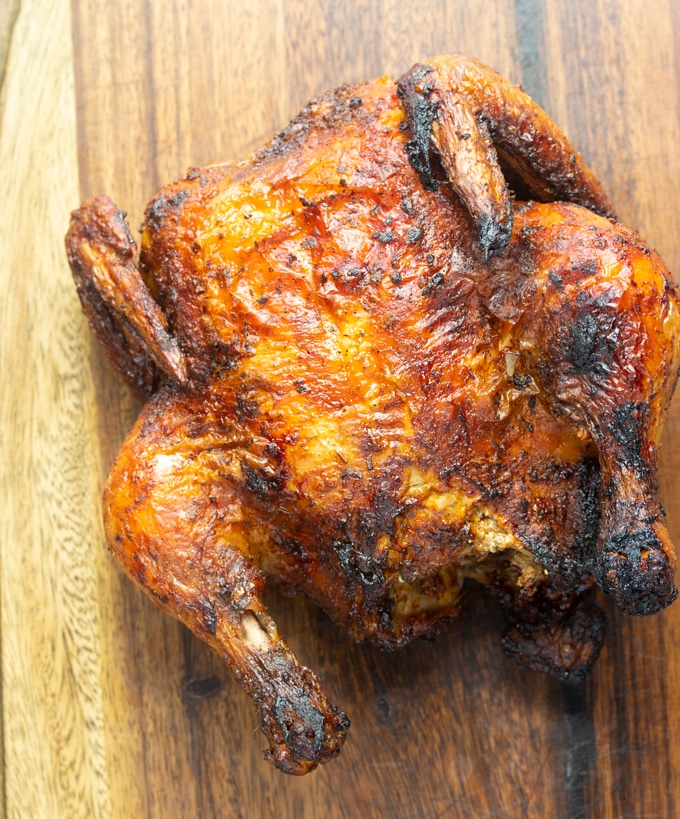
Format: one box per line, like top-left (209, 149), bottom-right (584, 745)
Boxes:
top-left (3, 0), bottom-right (680, 816)
top-left (0, 1), bottom-right (109, 816)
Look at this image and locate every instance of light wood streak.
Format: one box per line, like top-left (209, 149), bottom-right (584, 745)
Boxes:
top-left (0, 0), bottom-right (109, 816)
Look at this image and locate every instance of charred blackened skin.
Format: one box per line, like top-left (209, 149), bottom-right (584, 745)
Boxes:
top-left (146, 188), bottom-right (190, 232)
top-left (501, 590), bottom-right (607, 684)
top-left (66, 54), bottom-right (680, 773)
top-left (597, 530), bottom-right (678, 616)
top-left (569, 311), bottom-right (600, 372)
top-left (273, 695), bottom-right (326, 760)
top-left (397, 64), bottom-right (440, 191)
top-left (567, 306), bottom-right (617, 378)
top-left (255, 647), bottom-right (350, 774)
top-left (478, 215), bottom-right (513, 257)
top-left (331, 539), bottom-right (385, 588)
top-left (572, 459), bottom-right (601, 567)
top-left (607, 402), bottom-right (652, 478)
top-left (242, 462), bottom-right (283, 499)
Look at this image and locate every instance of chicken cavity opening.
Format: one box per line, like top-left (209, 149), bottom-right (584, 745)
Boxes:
top-left (389, 507), bottom-right (546, 623)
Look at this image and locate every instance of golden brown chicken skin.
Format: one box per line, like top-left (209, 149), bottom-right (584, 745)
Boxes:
top-left (66, 55), bottom-right (680, 774)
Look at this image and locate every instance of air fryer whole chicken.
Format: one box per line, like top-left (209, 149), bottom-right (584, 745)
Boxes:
top-left (66, 55), bottom-right (680, 774)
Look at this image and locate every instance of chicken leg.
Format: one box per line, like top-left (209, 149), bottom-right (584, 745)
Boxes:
top-left (103, 383), bottom-right (349, 773)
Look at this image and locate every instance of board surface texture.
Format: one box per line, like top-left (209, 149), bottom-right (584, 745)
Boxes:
top-left (2, 1), bottom-right (680, 816)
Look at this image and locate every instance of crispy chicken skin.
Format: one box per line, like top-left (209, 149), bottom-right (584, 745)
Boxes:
top-left (66, 55), bottom-right (680, 773)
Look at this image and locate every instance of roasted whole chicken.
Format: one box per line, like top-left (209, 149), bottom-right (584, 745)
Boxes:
top-left (66, 55), bottom-right (680, 774)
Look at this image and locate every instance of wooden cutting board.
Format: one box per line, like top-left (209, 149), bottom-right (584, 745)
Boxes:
top-left (3, 1), bottom-right (680, 816)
